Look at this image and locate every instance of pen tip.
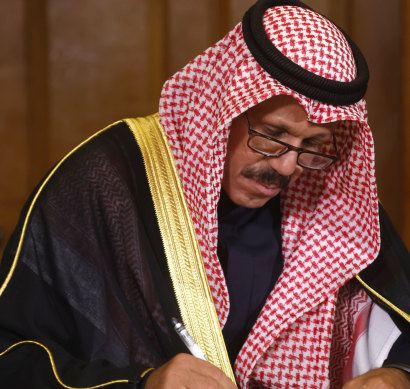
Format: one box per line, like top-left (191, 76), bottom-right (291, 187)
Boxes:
top-left (171, 317), bottom-right (178, 326)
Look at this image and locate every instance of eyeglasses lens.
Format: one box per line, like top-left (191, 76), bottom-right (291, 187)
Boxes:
top-left (248, 136), bottom-right (336, 169)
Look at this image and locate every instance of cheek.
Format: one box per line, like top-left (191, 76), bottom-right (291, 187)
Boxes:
top-left (223, 151), bottom-right (242, 186)
top-left (226, 148), bottom-right (260, 179)
top-left (225, 138), bottom-right (249, 174)
top-left (222, 146), bottom-right (255, 194)
top-left (223, 118), bottom-right (263, 183)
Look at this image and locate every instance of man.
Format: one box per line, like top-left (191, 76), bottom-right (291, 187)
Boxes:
top-left (0, 0), bottom-right (409, 388)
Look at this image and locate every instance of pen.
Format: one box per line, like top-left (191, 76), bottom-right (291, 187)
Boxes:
top-left (171, 317), bottom-right (208, 361)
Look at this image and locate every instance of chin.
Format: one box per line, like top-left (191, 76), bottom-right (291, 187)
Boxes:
top-left (229, 192), bottom-right (273, 208)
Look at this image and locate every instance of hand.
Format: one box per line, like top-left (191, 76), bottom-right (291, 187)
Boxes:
top-left (342, 367), bottom-right (410, 388)
top-left (145, 353), bottom-right (237, 389)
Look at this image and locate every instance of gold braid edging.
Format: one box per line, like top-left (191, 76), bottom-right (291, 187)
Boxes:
top-left (356, 275), bottom-right (410, 322)
top-left (125, 114), bottom-right (236, 384)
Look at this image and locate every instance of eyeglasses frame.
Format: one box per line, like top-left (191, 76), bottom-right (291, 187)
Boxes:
top-left (244, 112), bottom-right (338, 170)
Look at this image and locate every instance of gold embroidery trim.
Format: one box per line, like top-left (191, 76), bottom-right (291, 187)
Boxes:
top-left (356, 275), bottom-right (410, 322)
top-left (0, 341), bottom-right (130, 388)
top-left (0, 121), bottom-right (122, 298)
top-left (125, 115), bottom-right (235, 384)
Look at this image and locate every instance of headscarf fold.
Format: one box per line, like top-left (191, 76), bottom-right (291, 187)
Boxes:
top-left (159, 4), bottom-right (379, 388)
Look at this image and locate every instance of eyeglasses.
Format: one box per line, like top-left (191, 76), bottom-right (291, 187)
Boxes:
top-left (244, 112), bottom-right (338, 170)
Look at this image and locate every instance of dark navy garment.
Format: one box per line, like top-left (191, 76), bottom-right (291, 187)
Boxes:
top-left (383, 334), bottom-right (410, 374)
top-left (217, 190), bottom-right (283, 364)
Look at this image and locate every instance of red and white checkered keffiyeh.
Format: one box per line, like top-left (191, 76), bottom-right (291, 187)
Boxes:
top-left (159, 5), bottom-right (380, 388)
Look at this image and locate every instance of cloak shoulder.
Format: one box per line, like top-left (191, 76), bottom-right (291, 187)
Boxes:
top-left (0, 119), bottom-right (184, 388)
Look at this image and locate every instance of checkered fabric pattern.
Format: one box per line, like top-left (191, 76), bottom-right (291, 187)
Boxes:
top-left (264, 7), bottom-right (357, 82)
top-left (159, 5), bottom-right (380, 388)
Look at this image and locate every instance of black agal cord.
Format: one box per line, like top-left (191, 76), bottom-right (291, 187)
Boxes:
top-left (242, 0), bottom-right (369, 105)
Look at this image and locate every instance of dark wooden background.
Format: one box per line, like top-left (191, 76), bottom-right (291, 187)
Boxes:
top-left (1, 0), bottom-right (409, 253)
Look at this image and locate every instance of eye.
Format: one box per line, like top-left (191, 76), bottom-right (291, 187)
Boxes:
top-left (260, 127), bottom-right (286, 139)
top-left (302, 137), bottom-right (323, 149)
top-left (303, 136), bottom-right (335, 154)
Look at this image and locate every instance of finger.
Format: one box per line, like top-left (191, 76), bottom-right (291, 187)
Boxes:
top-left (175, 354), bottom-right (237, 389)
top-left (146, 353), bottom-right (237, 389)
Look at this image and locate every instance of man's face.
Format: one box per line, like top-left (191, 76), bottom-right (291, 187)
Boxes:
top-left (222, 95), bottom-right (336, 208)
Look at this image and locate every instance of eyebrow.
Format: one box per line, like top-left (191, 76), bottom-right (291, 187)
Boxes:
top-left (304, 133), bottom-right (332, 140)
top-left (261, 124), bottom-right (332, 141)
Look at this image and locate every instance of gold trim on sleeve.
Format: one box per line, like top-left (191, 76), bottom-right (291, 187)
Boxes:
top-left (0, 341), bottom-right (130, 389)
top-left (356, 275), bottom-right (410, 322)
top-left (125, 115), bottom-right (236, 384)
top-left (140, 367), bottom-right (154, 378)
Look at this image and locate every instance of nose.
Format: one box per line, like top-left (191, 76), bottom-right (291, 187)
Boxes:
top-left (267, 149), bottom-right (299, 176)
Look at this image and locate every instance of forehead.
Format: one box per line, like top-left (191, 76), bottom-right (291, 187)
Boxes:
top-left (246, 95), bottom-right (337, 135)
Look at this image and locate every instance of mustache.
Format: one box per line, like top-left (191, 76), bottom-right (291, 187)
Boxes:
top-left (242, 166), bottom-right (290, 190)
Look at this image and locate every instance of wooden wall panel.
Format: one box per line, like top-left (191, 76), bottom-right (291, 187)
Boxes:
top-left (328, 1), bottom-right (351, 30)
top-left (167, 1), bottom-right (211, 77)
top-left (230, 0), bottom-right (253, 25)
top-left (148, 0), bottom-right (168, 107)
top-left (48, 0), bottom-right (150, 163)
top-left (209, 0), bottom-right (231, 43)
top-left (0, 0), bottom-right (28, 250)
top-left (0, 0), bottom-right (408, 253)
top-left (350, 0), bottom-right (403, 230)
top-left (26, 0), bottom-right (51, 190)
top-left (304, 0), bottom-right (331, 15)
top-left (403, 0), bottom-right (410, 247)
